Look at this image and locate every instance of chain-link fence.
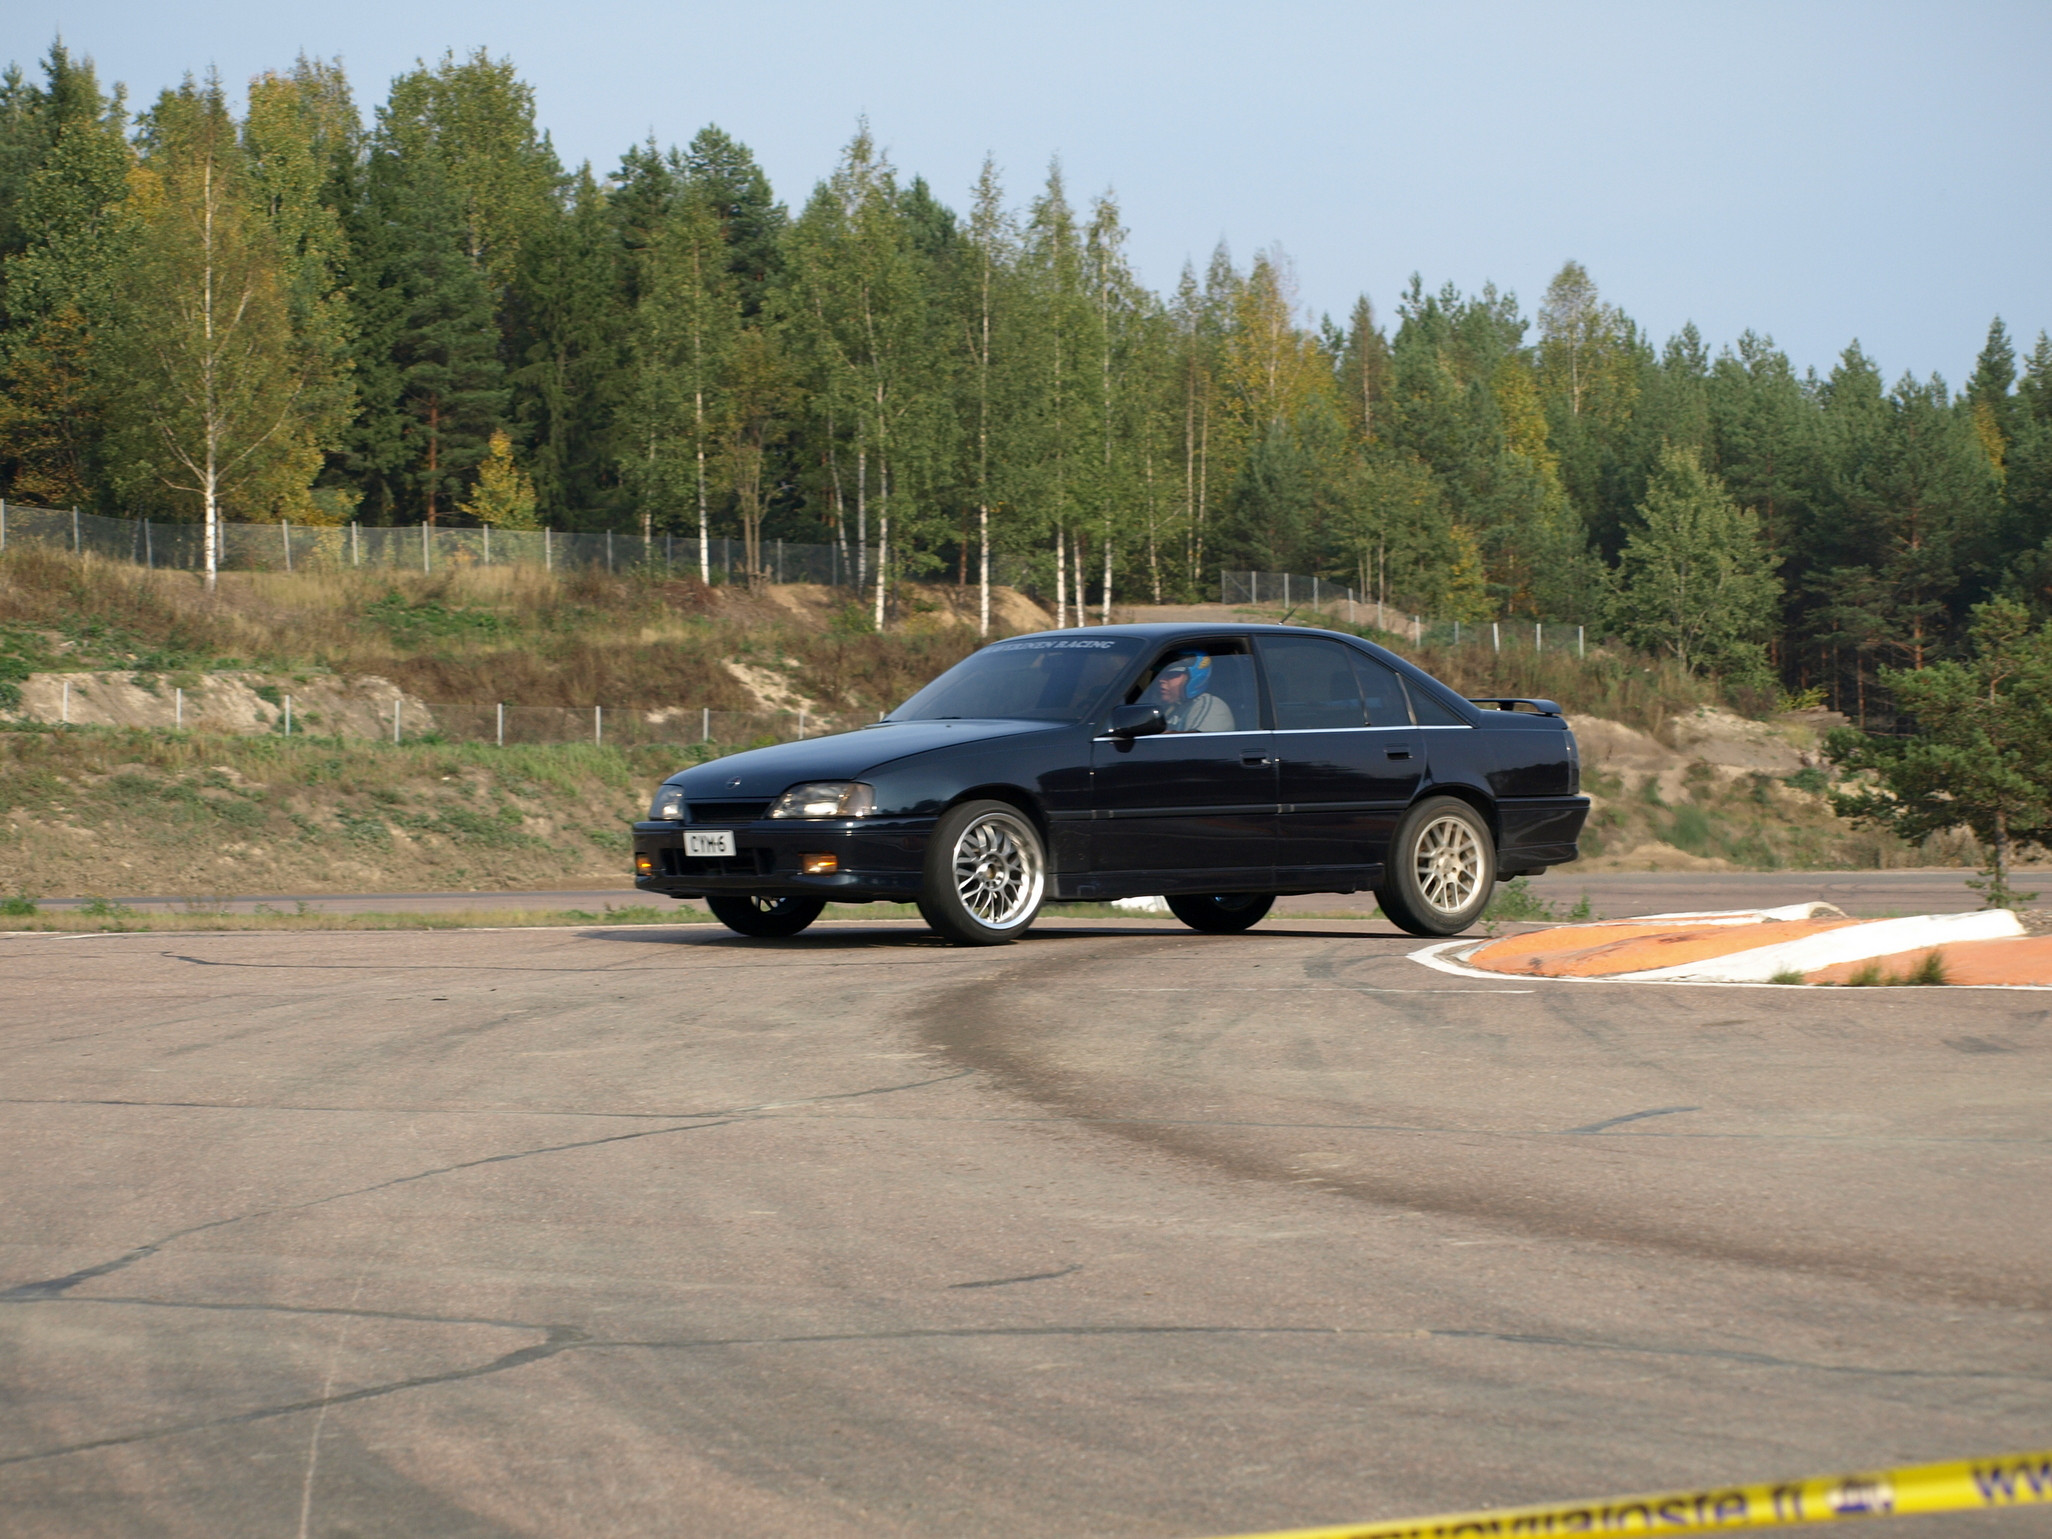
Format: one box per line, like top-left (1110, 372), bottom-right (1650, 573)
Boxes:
top-left (0, 499), bottom-right (886, 585)
top-left (399, 702), bottom-right (853, 748)
top-left (1221, 571), bottom-right (1590, 654)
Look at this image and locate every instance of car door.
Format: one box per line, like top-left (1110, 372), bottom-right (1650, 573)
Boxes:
top-left (1088, 641), bottom-right (1277, 893)
top-left (1258, 634), bottom-right (1422, 889)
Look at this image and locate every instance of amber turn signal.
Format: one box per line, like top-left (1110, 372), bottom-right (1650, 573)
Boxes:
top-left (634, 853), bottom-right (655, 875)
top-left (800, 853), bottom-right (839, 875)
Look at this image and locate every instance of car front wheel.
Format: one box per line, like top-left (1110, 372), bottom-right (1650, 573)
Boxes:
top-left (1165, 893), bottom-right (1275, 933)
top-left (1375, 796), bottom-right (1495, 936)
top-left (919, 800), bottom-right (1047, 946)
top-left (706, 894), bottom-right (828, 938)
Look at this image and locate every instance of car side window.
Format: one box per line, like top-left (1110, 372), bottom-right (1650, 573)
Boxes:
top-left (1128, 641), bottom-right (1256, 733)
top-left (1403, 676), bottom-right (1469, 726)
top-left (1346, 651), bottom-right (1413, 727)
top-left (1262, 636), bottom-right (1367, 731)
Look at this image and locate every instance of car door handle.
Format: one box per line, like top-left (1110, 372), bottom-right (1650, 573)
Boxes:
top-left (1386, 749), bottom-right (1412, 760)
top-left (1241, 754), bottom-right (1276, 767)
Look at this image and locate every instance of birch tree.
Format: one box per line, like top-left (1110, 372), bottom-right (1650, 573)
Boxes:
top-left (115, 78), bottom-right (322, 585)
top-left (627, 187), bottom-right (735, 577)
top-left (961, 156), bottom-right (1013, 635)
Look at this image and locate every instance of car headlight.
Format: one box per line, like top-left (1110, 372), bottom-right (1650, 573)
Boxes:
top-left (767, 781), bottom-right (875, 819)
top-left (649, 784), bottom-right (688, 821)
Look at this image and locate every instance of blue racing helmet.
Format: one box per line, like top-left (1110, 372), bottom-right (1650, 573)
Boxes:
top-left (1169, 651), bottom-right (1212, 697)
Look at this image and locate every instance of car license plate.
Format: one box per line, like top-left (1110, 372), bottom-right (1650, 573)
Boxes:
top-left (686, 830), bottom-right (736, 858)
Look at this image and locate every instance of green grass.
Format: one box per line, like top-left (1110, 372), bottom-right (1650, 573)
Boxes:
top-left (1484, 877), bottom-right (1594, 924)
top-left (1836, 950), bottom-right (1951, 987)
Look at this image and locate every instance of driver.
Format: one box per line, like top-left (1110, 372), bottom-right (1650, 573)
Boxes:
top-left (1149, 651), bottom-right (1235, 733)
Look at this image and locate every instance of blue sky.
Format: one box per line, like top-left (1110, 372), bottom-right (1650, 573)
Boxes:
top-left (8, 0), bottom-right (2046, 385)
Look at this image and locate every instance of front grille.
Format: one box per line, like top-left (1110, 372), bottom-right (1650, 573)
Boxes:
top-left (658, 847), bottom-right (775, 877)
top-left (688, 800), bottom-right (771, 822)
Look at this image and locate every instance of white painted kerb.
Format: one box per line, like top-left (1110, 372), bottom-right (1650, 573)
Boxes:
top-left (1610, 907), bottom-right (2024, 981)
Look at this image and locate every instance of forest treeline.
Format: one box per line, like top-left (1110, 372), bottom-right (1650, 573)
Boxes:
top-left (1, 44), bottom-right (2048, 716)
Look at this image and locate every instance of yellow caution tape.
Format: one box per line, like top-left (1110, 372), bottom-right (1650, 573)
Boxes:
top-left (1200, 1447), bottom-right (2052, 1539)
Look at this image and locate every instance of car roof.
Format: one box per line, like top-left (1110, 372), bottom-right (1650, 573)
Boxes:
top-left (1003, 622), bottom-right (1381, 643)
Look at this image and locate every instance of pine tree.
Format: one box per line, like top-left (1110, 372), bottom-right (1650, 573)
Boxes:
top-left (1608, 443), bottom-right (1780, 679)
top-left (457, 428), bottom-right (537, 527)
top-left (380, 49), bottom-right (560, 292)
top-left (684, 126), bottom-right (785, 317)
top-left (1965, 317), bottom-right (2018, 479)
top-left (508, 165), bottom-right (626, 527)
top-left (1828, 599), bottom-right (2052, 907)
top-left (0, 44), bottom-right (133, 506)
top-left (1334, 295), bottom-right (1392, 444)
top-left (343, 136), bottom-right (507, 522)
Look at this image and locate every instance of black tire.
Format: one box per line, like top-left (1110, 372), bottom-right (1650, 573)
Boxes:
top-left (917, 799), bottom-right (1047, 946)
top-left (706, 894), bottom-right (827, 938)
top-left (1165, 893), bottom-right (1276, 933)
top-left (1375, 796), bottom-right (1496, 936)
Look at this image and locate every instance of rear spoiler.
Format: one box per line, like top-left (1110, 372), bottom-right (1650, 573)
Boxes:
top-left (1467, 697), bottom-right (1563, 717)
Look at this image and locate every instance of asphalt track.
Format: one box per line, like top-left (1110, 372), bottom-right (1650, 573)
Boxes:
top-left (28, 867), bottom-right (2003, 918)
top-left (2, 914), bottom-right (2047, 1538)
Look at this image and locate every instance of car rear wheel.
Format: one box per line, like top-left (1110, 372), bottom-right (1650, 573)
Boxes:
top-left (706, 894), bottom-right (828, 938)
top-left (1375, 796), bottom-right (1495, 936)
top-left (1165, 893), bottom-right (1275, 933)
top-left (918, 800), bottom-right (1046, 946)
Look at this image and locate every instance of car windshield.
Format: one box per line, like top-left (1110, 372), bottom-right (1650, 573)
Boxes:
top-left (891, 636), bottom-right (1144, 722)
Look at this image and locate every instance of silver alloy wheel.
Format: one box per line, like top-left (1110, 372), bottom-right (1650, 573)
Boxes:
top-left (950, 809), bottom-right (1044, 929)
top-left (1414, 812), bottom-right (1485, 915)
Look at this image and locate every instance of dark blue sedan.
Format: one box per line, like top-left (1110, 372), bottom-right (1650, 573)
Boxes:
top-left (632, 623), bottom-right (1588, 944)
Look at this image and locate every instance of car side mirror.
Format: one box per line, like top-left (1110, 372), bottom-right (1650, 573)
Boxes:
top-left (1107, 704), bottom-right (1167, 739)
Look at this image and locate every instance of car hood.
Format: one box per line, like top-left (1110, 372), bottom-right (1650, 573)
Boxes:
top-left (672, 718), bottom-right (1065, 797)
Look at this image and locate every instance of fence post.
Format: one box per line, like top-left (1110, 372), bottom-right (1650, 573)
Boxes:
top-left (1493, 622), bottom-right (1500, 653)
top-left (1578, 625), bottom-right (1585, 658)
top-left (702, 707), bottom-right (710, 742)
top-left (421, 524), bottom-right (430, 574)
top-left (594, 704), bottom-right (602, 745)
top-left (777, 538), bottom-right (785, 582)
top-left (483, 525), bottom-right (490, 566)
top-left (284, 695), bottom-right (292, 735)
top-left (798, 707), bottom-right (806, 738)
top-left (72, 506), bottom-right (80, 553)
top-left (1536, 621), bottom-right (1542, 652)
top-left (175, 687), bottom-right (182, 729)
top-left (144, 520), bottom-right (152, 570)
top-left (1454, 620), bottom-right (1461, 645)
top-left (607, 531), bottom-right (614, 572)
top-left (351, 522), bottom-right (359, 567)
top-left (545, 527), bottom-right (552, 571)
top-left (496, 702), bottom-right (504, 747)
top-left (393, 699), bottom-right (401, 744)
top-left (282, 520), bottom-right (292, 572)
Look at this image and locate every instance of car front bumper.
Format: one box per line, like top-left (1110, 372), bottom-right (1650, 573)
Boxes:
top-left (630, 817), bottom-right (936, 902)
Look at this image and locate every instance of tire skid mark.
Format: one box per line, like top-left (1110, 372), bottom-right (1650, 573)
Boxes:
top-left (0, 1070), bottom-right (971, 1302)
top-left (911, 936), bottom-right (2052, 1311)
top-left (9, 1313), bottom-right (2041, 1467)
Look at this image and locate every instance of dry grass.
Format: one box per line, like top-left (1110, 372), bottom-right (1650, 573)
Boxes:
top-left (0, 549), bottom-right (1004, 718)
top-left (0, 724), bottom-right (693, 898)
